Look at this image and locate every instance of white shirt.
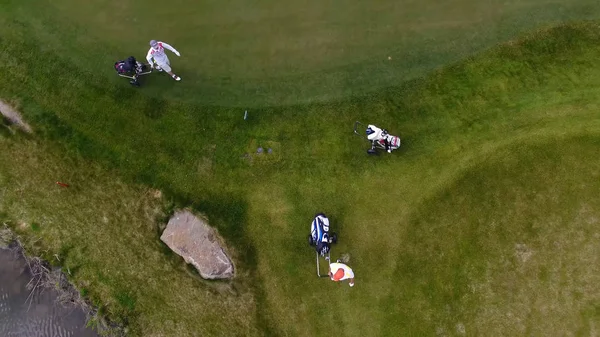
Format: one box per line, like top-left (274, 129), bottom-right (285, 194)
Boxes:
top-left (329, 262), bottom-right (354, 281)
top-left (146, 42), bottom-right (178, 64)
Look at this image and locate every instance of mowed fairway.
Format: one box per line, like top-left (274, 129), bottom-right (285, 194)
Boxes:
top-left (1, 0), bottom-right (600, 336)
top-left (5, 0), bottom-right (600, 105)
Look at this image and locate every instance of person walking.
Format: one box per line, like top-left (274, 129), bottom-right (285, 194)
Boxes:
top-left (146, 40), bottom-right (181, 81)
top-left (329, 261), bottom-right (355, 287)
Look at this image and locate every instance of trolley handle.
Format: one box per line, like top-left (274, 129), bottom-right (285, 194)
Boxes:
top-left (353, 121), bottom-right (365, 136)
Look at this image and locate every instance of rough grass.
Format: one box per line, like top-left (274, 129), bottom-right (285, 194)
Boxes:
top-left (0, 138), bottom-right (261, 336)
top-left (384, 137), bottom-right (600, 336)
top-left (1, 2), bottom-right (600, 336)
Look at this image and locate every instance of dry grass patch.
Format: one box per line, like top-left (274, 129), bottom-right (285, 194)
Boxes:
top-left (473, 214), bottom-right (600, 336)
top-left (0, 138), bottom-right (261, 336)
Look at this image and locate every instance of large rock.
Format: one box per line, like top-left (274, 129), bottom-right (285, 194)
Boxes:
top-left (0, 100), bottom-right (32, 133)
top-left (160, 210), bottom-right (234, 279)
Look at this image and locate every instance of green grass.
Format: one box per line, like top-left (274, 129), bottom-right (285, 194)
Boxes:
top-left (3, 0), bottom-right (600, 106)
top-left (383, 136), bottom-right (600, 335)
top-left (0, 138), bottom-right (261, 335)
top-left (1, 1), bottom-right (600, 336)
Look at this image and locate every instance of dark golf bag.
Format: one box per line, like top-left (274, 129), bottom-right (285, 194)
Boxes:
top-left (114, 56), bottom-right (151, 86)
top-left (308, 213), bottom-right (337, 256)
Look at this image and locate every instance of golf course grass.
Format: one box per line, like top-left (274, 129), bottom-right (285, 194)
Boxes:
top-left (5, 0), bottom-right (600, 106)
top-left (1, 0), bottom-right (600, 336)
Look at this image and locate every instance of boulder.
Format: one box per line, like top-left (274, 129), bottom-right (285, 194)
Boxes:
top-left (160, 210), bottom-right (234, 279)
top-left (0, 100), bottom-right (32, 133)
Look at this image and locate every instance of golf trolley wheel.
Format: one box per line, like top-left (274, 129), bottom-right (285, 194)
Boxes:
top-left (308, 234), bottom-right (314, 246)
top-left (329, 232), bottom-right (337, 244)
top-left (367, 149), bottom-right (378, 155)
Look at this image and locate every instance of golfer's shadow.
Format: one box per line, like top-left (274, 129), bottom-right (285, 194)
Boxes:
top-left (143, 97), bottom-right (167, 119)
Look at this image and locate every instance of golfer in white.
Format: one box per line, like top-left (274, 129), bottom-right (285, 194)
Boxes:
top-left (146, 40), bottom-right (181, 81)
top-left (329, 262), bottom-right (355, 287)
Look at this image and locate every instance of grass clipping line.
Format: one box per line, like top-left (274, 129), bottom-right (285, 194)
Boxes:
top-left (0, 225), bottom-right (125, 337)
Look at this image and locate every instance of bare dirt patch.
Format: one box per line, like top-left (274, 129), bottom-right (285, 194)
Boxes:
top-left (0, 100), bottom-right (32, 133)
top-left (514, 243), bottom-right (533, 263)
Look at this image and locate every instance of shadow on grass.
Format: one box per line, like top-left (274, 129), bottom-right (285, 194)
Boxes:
top-left (143, 96), bottom-right (168, 120)
top-left (152, 188), bottom-right (277, 335)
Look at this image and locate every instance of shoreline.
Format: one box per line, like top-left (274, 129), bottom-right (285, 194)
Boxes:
top-left (0, 226), bottom-right (124, 337)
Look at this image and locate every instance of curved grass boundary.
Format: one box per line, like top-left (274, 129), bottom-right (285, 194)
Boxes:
top-left (0, 16), bottom-right (599, 336)
top-left (384, 135), bottom-right (600, 336)
top-left (245, 131), bottom-right (600, 336)
top-left (3, 0), bottom-right (600, 106)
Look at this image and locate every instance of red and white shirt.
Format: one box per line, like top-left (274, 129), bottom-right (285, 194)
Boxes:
top-left (146, 42), bottom-right (178, 65)
top-left (329, 263), bottom-right (354, 281)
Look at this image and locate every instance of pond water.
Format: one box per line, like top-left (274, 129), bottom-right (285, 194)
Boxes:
top-left (0, 248), bottom-right (98, 337)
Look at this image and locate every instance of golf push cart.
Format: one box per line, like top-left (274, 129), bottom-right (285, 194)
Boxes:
top-left (308, 213), bottom-right (338, 277)
top-left (353, 121), bottom-right (401, 154)
top-left (114, 56), bottom-right (152, 87)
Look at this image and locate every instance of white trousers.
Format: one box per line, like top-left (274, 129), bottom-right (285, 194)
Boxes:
top-left (154, 56), bottom-right (171, 72)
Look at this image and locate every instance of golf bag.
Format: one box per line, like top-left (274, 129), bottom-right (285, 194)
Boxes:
top-left (353, 121), bottom-right (401, 154)
top-left (307, 213), bottom-right (338, 277)
top-left (114, 56), bottom-right (151, 86)
top-left (308, 213), bottom-right (337, 256)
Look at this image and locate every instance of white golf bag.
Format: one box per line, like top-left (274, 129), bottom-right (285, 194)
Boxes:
top-left (366, 124), bottom-right (401, 154)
